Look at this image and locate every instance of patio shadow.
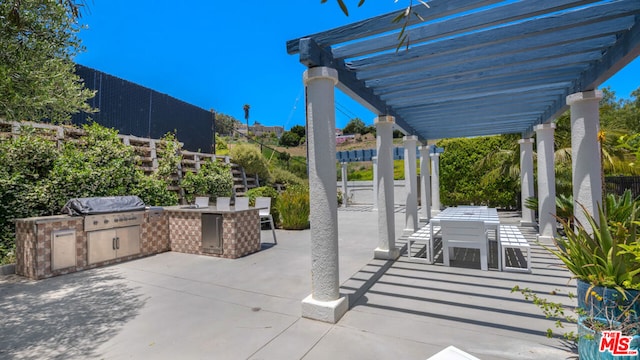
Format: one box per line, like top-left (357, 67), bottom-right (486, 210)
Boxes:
top-left (0, 268), bottom-right (145, 360)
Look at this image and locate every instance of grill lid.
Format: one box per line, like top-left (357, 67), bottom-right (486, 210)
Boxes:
top-left (61, 196), bottom-right (146, 216)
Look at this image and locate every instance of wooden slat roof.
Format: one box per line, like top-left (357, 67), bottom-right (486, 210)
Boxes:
top-left (287, 0), bottom-right (640, 140)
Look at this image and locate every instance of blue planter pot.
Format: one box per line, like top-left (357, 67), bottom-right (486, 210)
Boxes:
top-left (578, 317), bottom-right (640, 360)
top-left (577, 280), bottom-right (640, 320)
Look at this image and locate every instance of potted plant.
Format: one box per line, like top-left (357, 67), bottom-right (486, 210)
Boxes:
top-left (180, 161), bottom-right (233, 204)
top-left (514, 193), bottom-right (640, 359)
top-left (548, 202), bottom-right (640, 359)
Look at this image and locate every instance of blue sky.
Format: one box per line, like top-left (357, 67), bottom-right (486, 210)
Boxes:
top-left (75, 1), bottom-right (640, 131)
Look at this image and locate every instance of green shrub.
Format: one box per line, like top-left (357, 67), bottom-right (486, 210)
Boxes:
top-left (48, 123), bottom-right (139, 206)
top-left (156, 132), bottom-right (182, 180)
top-left (180, 160), bottom-right (233, 203)
top-left (277, 185), bottom-right (310, 230)
top-left (270, 166), bottom-right (304, 186)
top-left (288, 156), bottom-right (308, 180)
top-left (215, 133), bottom-right (228, 152)
top-left (0, 128), bottom-right (62, 259)
top-left (230, 144), bottom-right (270, 182)
top-left (131, 172), bottom-right (178, 206)
top-left (246, 186), bottom-right (280, 225)
top-left (550, 204), bottom-right (640, 291)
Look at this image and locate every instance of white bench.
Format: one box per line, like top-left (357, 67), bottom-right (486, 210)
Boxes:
top-left (407, 224), bottom-right (440, 262)
top-left (499, 225), bottom-right (531, 272)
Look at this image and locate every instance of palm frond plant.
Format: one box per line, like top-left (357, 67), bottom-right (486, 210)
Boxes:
top-left (516, 197), bottom-right (640, 357)
top-left (548, 203), bottom-right (640, 357)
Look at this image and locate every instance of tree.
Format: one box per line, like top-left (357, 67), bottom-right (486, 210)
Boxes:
top-left (243, 104), bottom-right (251, 133)
top-left (279, 131), bottom-right (301, 147)
top-left (290, 124), bottom-right (306, 139)
top-left (343, 118), bottom-right (366, 135)
top-left (0, 0), bottom-right (95, 123)
top-left (215, 112), bottom-right (240, 136)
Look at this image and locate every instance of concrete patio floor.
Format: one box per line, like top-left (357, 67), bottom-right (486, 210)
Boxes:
top-left (0, 208), bottom-right (576, 360)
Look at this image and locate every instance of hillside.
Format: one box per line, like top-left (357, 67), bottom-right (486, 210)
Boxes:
top-left (273, 137), bottom-right (403, 158)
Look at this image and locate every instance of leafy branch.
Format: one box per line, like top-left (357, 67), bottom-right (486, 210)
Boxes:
top-left (321, 0), bottom-right (430, 52)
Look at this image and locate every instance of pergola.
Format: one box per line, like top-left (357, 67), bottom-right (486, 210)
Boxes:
top-left (286, 0), bottom-right (640, 323)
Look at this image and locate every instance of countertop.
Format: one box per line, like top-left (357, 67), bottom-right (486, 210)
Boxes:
top-left (163, 205), bottom-right (262, 214)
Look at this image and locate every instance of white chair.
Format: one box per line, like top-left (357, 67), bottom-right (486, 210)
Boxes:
top-left (216, 197), bottom-right (230, 211)
top-left (195, 196), bottom-right (210, 208)
top-left (255, 197), bottom-right (277, 244)
top-left (234, 197), bottom-right (249, 210)
top-left (440, 220), bottom-right (489, 271)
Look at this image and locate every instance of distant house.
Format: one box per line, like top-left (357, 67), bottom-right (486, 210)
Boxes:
top-left (72, 64), bottom-right (214, 152)
top-left (336, 134), bottom-right (356, 144)
top-left (237, 122), bottom-right (285, 138)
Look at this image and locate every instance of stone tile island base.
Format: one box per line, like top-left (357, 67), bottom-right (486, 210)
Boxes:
top-left (15, 206), bottom-right (261, 280)
top-left (15, 212), bottom-right (169, 280)
top-left (164, 206), bottom-right (260, 259)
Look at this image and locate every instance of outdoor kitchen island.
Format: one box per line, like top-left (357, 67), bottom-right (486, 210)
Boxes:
top-left (15, 202), bottom-right (261, 280)
top-left (162, 205), bottom-right (261, 259)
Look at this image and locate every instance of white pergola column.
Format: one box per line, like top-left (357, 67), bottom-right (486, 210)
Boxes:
top-left (535, 123), bottom-right (557, 244)
top-left (567, 90), bottom-right (603, 227)
top-left (374, 115), bottom-right (399, 260)
top-left (519, 138), bottom-right (535, 226)
top-left (403, 135), bottom-right (418, 232)
top-left (341, 162), bottom-right (348, 208)
top-left (430, 152), bottom-right (441, 215)
top-left (372, 156), bottom-right (378, 211)
top-left (301, 67), bottom-right (347, 323)
top-left (419, 145), bottom-right (432, 222)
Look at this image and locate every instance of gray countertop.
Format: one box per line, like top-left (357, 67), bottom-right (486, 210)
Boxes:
top-left (163, 205), bottom-right (261, 214)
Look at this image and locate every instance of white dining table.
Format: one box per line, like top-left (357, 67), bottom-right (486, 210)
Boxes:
top-left (429, 206), bottom-right (501, 269)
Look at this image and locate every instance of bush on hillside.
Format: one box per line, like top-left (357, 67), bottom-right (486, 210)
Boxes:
top-left (277, 185), bottom-right (310, 230)
top-left (181, 160), bottom-right (233, 203)
top-left (230, 144), bottom-right (270, 182)
top-left (270, 166), bottom-right (304, 186)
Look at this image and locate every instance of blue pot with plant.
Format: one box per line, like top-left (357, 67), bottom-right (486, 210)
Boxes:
top-left (546, 200), bottom-right (640, 359)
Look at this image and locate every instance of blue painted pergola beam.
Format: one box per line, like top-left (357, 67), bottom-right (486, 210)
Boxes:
top-left (347, 3), bottom-right (639, 71)
top-left (332, 0), bottom-right (602, 59)
top-left (366, 52), bottom-right (598, 90)
top-left (389, 86), bottom-right (570, 110)
top-left (385, 82), bottom-right (572, 107)
top-left (287, 0), bottom-right (640, 141)
top-left (356, 34), bottom-right (620, 81)
top-left (396, 94), bottom-right (561, 113)
top-left (373, 68), bottom-right (581, 97)
top-left (286, 0), bottom-right (501, 55)
top-left (298, 37), bottom-right (419, 137)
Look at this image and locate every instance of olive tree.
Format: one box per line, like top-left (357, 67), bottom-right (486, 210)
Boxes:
top-left (0, 0), bottom-right (94, 122)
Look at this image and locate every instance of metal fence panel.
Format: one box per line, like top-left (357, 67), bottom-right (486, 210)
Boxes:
top-left (72, 65), bottom-right (213, 152)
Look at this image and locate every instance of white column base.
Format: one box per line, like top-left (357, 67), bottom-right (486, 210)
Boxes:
top-left (520, 220), bottom-right (536, 227)
top-left (374, 247), bottom-right (400, 260)
top-left (301, 294), bottom-right (348, 324)
top-left (404, 227), bottom-right (417, 233)
top-left (431, 209), bottom-right (441, 217)
top-left (537, 235), bottom-right (555, 245)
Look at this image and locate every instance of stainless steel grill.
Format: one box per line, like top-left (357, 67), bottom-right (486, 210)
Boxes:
top-left (61, 196), bottom-right (149, 265)
top-left (84, 211), bottom-right (145, 232)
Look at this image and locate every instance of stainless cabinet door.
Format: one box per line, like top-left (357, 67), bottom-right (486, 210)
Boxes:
top-left (88, 229), bottom-right (116, 264)
top-left (116, 225), bottom-right (140, 258)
